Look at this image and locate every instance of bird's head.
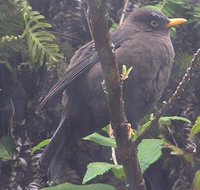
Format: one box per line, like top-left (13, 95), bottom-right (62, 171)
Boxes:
top-left (127, 8), bottom-right (187, 34)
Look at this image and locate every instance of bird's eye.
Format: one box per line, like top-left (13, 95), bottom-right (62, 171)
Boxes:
top-left (150, 20), bottom-right (159, 27)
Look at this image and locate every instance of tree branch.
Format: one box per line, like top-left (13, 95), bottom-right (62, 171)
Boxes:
top-left (86, 1), bottom-right (146, 190)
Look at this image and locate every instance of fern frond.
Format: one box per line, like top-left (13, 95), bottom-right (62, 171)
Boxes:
top-left (17, 0), bottom-right (64, 66)
top-left (194, 7), bottom-right (200, 21)
top-left (146, 0), bottom-right (200, 20)
top-left (0, 1), bottom-right (24, 36)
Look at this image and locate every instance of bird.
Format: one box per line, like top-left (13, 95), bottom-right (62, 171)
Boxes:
top-left (38, 8), bottom-right (187, 185)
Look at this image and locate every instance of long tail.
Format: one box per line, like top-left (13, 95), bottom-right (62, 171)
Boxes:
top-left (38, 114), bottom-right (69, 179)
top-left (38, 89), bottom-right (81, 180)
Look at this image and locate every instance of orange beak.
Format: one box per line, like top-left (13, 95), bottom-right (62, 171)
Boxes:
top-left (167, 18), bottom-right (187, 28)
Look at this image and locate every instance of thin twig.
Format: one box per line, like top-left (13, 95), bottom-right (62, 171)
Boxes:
top-left (111, 147), bottom-right (118, 165)
top-left (119, 0), bottom-right (130, 25)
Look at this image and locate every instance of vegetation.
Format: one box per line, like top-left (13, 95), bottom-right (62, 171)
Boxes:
top-left (0, 0), bottom-right (200, 190)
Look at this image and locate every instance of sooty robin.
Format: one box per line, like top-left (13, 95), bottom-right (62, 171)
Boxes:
top-left (38, 8), bottom-right (186, 183)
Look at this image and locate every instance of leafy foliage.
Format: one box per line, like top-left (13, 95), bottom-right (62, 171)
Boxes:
top-left (192, 170), bottom-right (200, 190)
top-left (146, 0), bottom-right (200, 18)
top-left (17, 0), bottom-right (64, 65)
top-left (0, 136), bottom-right (15, 160)
top-left (190, 116), bottom-right (200, 139)
top-left (0, 1), bottom-right (24, 36)
top-left (82, 162), bottom-right (122, 184)
top-left (31, 138), bottom-right (51, 154)
top-left (41, 182), bottom-right (115, 190)
top-left (135, 119), bottom-right (153, 141)
top-left (137, 139), bottom-right (164, 173)
top-left (82, 136), bottom-right (164, 183)
top-left (0, 0), bottom-right (64, 70)
top-left (82, 115), bottom-right (191, 183)
top-left (109, 23), bottom-right (119, 32)
top-left (0, 1), bottom-right (25, 71)
top-left (121, 65), bottom-right (133, 81)
top-left (158, 116), bottom-right (191, 127)
top-left (135, 115), bottom-right (191, 141)
top-left (83, 132), bottom-right (116, 148)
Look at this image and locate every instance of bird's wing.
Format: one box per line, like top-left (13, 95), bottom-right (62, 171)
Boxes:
top-left (38, 42), bottom-right (98, 111)
top-left (38, 32), bottom-right (132, 111)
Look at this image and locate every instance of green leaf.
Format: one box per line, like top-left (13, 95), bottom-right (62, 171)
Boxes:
top-left (110, 23), bottom-right (118, 32)
top-left (137, 139), bottom-right (164, 173)
top-left (82, 162), bottom-right (121, 184)
top-left (122, 64), bottom-right (127, 78)
top-left (133, 119), bottom-right (153, 141)
top-left (41, 182), bottom-right (115, 190)
top-left (83, 132), bottom-right (116, 148)
top-left (192, 170), bottom-right (200, 190)
top-left (121, 65), bottom-right (133, 80)
top-left (82, 139), bottom-right (164, 183)
top-left (138, 120), bottom-right (152, 135)
top-left (102, 125), bottom-right (110, 134)
top-left (31, 139), bottom-right (51, 154)
top-left (126, 66), bottom-right (133, 77)
top-left (0, 136), bottom-right (15, 160)
top-left (190, 116), bottom-right (200, 139)
top-left (159, 116), bottom-right (191, 127)
top-left (111, 166), bottom-right (125, 180)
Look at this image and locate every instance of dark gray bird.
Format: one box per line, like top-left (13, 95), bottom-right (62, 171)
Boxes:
top-left (38, 8), bottom-right (186, 183)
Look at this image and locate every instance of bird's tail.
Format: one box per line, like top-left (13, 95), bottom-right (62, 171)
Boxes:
top-left (38, 86), bottom-right (83, 182)
top-left (38, 114), bottom-right (65, 176)
top-left (38, 112), bottom-right (77, 182)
